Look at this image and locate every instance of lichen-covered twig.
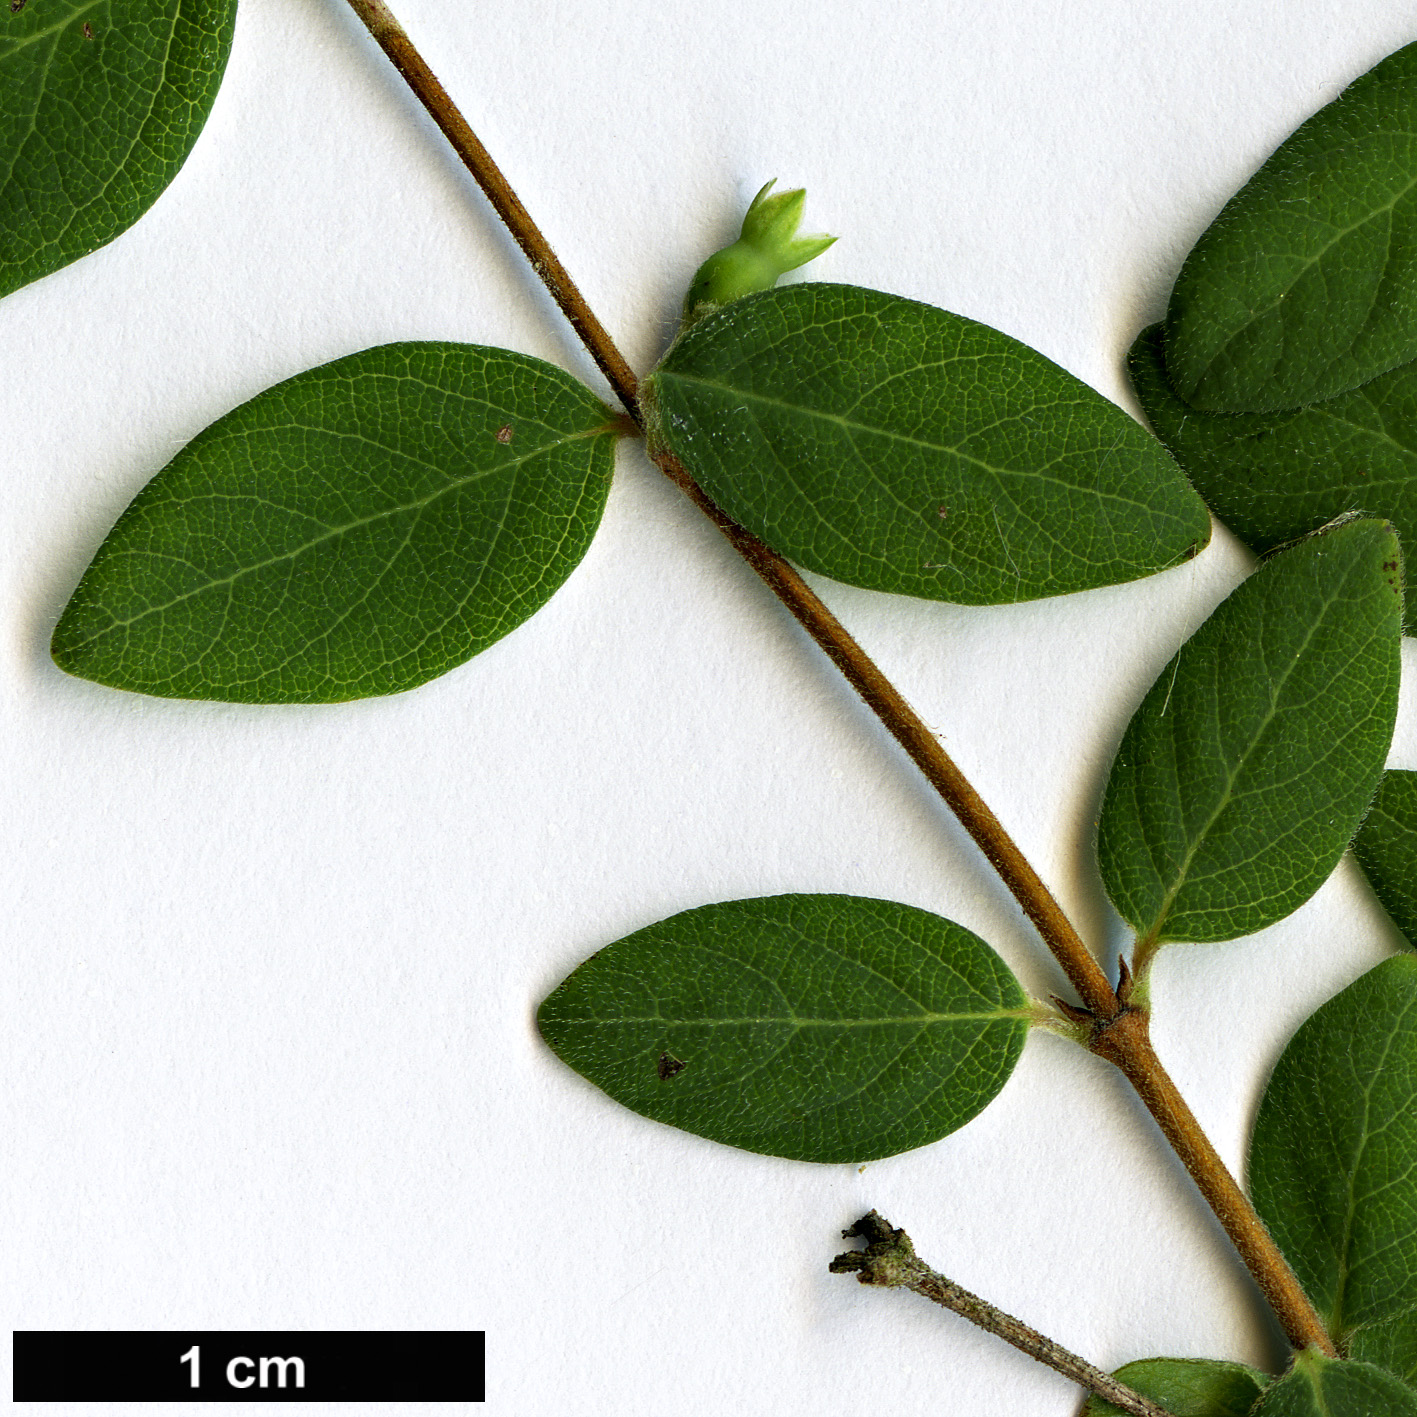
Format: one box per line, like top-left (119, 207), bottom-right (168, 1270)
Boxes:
top-left (830, 1212), bottom-right (1176, 1417)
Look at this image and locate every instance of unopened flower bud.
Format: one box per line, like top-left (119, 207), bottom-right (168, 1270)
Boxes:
top-left (681, 180), bottom-right (836, 326)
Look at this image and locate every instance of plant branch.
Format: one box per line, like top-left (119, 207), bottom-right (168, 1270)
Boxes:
top-left (650, 448), bottom-right (1117, 1017)
top-left (342, 0), bottom-right (642, 423)
top-left (1089, 1009), bottom-right (1335, 1354)
top-left (831, 1212), bottom-right (1176, 1417)
top-left (665, 492), bottom-right (1338, 1362)
top-left (340, 0), bottom-right (1337, 1358)
top-left (341, 0), bottom-right (1116, 1020)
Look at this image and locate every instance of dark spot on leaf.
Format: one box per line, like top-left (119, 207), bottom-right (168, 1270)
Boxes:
top-left (936, 504), bottom-right (949, 519)
top-left (1384, 560), bottom-right (1398, 572)
top-left (1184, 541), bottom-right (1201, 561)
top-left (657, 1052), bottom-right (686, 1081)
top-left (82, 20), bottom-right (93, 37)
top-left (10, 0), bottom-right (27, 13)
top-left (496, 424), bottom-right (513, 444)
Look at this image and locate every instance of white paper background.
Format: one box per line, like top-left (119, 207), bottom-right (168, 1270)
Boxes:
top-left (7, 1), bottom-right (1417, 1413)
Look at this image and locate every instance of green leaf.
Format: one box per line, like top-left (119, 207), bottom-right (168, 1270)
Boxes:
top-left (1250, 955), bottom-right (1417, 1343)
top-left (1350, 1312), bottom-right (1417, 1388)
top-left (52, 343), bottom-right (619, 703)
top-left (2, 0), bottom-right (236, 300)
top-left (537, 894), bottom-right (1029, 1164)
top-left (645, 282), bottom-right (1210, 605)
top-left (1082, 1358), bottom-right (1269, 1417)
top-left (1129, 324), bottom-right (1417, 632)
top-left (1354, 772), bottom-right (1417, 948)
top-left (1162, 42), bottom-right (1417, 413)
top-left (1097, 519), bottom-right (1402, 947)
top-left (1247, 1353), bottom-right (1417, 1417)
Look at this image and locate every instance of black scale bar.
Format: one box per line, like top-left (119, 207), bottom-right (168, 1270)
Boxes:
top-left (13, 1331), bottom-right (484, 1402)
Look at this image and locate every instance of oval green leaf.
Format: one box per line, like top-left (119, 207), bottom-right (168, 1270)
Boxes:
top-left (1130, 324), bottom-right (1417, 632)
top-left (1097, 519), bottom-right (1402, 947)
top-left (537, 894), bottom-right (1030, 1164)
top-left (1083, 1358), bottom-right (1270, 1417)
top-left (1350, 1313), bottom-right (1417, 1388)
top-left (645, 283), bottom-right (1210, 605)
top-left (1163, 42), bottom-right (1417, 412)
top-left (1353, 771), bottom-right (1417, 948)
top-left (1251, 955), bottom-right (1417, 1343)
top-left (2, 0), bottom-right (236, 300)
top-left (1248, 1354), bottom-right (1417, 1417)
top-left (52, 343), bottom-right (619, 702)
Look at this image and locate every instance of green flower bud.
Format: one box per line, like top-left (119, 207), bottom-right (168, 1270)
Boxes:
top-left (681, 180), bottom-right (836, 326)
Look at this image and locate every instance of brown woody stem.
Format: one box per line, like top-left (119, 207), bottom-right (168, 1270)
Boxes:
top-left (342, 0), bottom-right (642, 423)
top-left (1090, 1009), bottom-right (1334, 1353)
top-left (831, 1212), bottom-right (1177, 1417)
top-left (339, 0), bottom-right (1337, 1359)
top-left (650, 449), bottom-right (1118, 1016)
top-left (651, 452), bottom-right (1334, 1358)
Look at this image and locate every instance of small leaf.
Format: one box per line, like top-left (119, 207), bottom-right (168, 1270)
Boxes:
top-left (1247, 1353), bottom-right (1417, 1417)
top-left (537, 894), bottom-right (1029, 1164)
top-left (1250, 955), bottom-right (1417, 1343)
top-left (1350, 1312), bottom-right (1417, 1388)
top-left (52, 343), bottom-right (619, 702)
top-left (2, 0), bottom-right (236, 300)
top-left (1353, 771), bottom-right (1417, 947)
top-left (1097, 519), bottom-right (1402, 947)
top-left (646, 283), bottom-right (1210, 605)
top-left (1163, 42), bottom-right (1417, 412)
top-left (1129, 324), bottom-right (1417, 631)
top-left (1082, 1358), bottom-right (1269, 1417)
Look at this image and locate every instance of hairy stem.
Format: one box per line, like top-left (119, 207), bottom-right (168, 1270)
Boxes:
top-left (340, 0), bottom-right (1336, 1358)
top-left (1089, 1009), bottom-right (1334, 1354)
top-left (831, 1212), bottom-right (1176, 1417)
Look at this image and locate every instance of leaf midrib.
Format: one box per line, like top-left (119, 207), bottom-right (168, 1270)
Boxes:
top-left (1136, 568), bottom-right (1352, 945)
top-left (1187, 148), bottom-right (1417, 396)
top-left (1306, 1362), bottom-right (1336, 1417)
top-left (1329, 991), bottom-right (1417, 1336)
top-left (657, 371), bottom-right (1172, 518)
top-left (1206, 395), bottom-right (1417, 478)
top-left (547, 1010), bottom-right (1027, 1027)
top-left (63, 420), bottom-right (611, 644)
